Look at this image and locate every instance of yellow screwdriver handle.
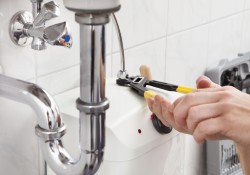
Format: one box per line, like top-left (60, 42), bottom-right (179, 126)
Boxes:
top-left (144, 90), bottom-right (157, 99)
top-left (176, 86), bottom-right (196, 94)
top-left (144, 86), bottom-right (195, 99)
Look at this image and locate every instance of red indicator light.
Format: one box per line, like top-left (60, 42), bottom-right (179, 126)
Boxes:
top-left (150, 114), bottom-right (154, 121)
top-left (138, 129), bottom-right (142, 134)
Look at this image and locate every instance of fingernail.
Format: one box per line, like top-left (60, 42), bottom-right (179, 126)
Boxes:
top-left (154, 97), bottom-right (158, 104)
top-left (146, 98), bottom-right (152, 106)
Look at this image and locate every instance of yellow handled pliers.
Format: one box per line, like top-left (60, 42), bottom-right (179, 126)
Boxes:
top-left (124, 76), bottom-right (195, 99)
top-left (116, 75), bottom-right (195, 134)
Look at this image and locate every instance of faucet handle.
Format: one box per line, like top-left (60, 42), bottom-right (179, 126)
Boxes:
top-left (44, 22), bottom-right (72, 48)
top-left (33, 1), bottom-right (60, 27)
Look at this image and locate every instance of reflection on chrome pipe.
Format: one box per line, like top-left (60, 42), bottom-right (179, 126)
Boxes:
top-left (79, 23), bottom-right (106, 102)
top-left (2, 13), bottom-right (109, 175)
top-left (40, 15), bottom-right (110, 175)
top-left (0, 74), bottom-right (62, 130)
top-left (0, 74), bottom-right (104, 175)
top-left (75, 14), bottom-right (109, 174)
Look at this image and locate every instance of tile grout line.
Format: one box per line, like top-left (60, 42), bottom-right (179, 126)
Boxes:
top-left (37, 63), bottom-right (80, 79)
top-left (36, 7), bottom-right (250, 83)
top-left (112, 10), bottom-right (247, 57)
top-left (167, 11), bottom-right (246, 38)
top-left (112, 35), bottom-right (168, 55)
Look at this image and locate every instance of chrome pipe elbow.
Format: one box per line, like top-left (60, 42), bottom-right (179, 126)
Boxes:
top-left (0, 74), bottom-right (105, 175)
top-left (0, 74), bottom-right (62, 130)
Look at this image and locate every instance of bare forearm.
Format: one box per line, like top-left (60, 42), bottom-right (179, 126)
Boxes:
top-left (236, 144), bottom-right (250, 175)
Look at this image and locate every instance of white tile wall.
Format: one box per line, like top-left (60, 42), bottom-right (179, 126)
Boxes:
top-left (1, 0), bottom-right (250, 175)
top-left (37, 65), bottom-right (80, 95)
top-left (106, 55), bottom-right (112, 78)
top-left (0, 0), bottom-right (36, 80)
top-left (165, 26), bottom-right (209, 87)
top-left (113, 0), bottom-right (168, 51)
top-left (210, 0), bottom-right (245, 20)
top-left (0, 97), bottom-right (40, 175)
top-left (207, 14), bottom-right (243, 67)
top-left (246, 1), bottom-right (250, 9)
top-left (167, 0), bottom-right (210, 35)
top-left (112, 38), bottom-right (166, 81)
top-left (241, 10), bottom-right (250, 52)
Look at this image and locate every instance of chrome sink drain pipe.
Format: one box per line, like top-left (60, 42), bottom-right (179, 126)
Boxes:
top-left (6, 0), bottom-right (121, 174)
top-left (37, 14), bottom-right (111, 175)
top-left (36, 15), bottom-right (110, 174)
top-left (37, 10), bottom-right (118, 175)
top-left (36, 3), bottom-right (121, 175)
top-left (75, 14), bottom-right (110, 175)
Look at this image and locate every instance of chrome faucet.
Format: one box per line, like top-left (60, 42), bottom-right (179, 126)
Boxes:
top-left (9, 0), bottom-right (72, 50)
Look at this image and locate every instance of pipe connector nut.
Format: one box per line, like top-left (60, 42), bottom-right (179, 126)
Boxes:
top-left (35, 124), bottom-right (67, 141)
top-left (76, 98), bottom-right (109, 114)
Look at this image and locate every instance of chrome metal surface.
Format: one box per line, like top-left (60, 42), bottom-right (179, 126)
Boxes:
top-left (77, 23), bottom-right (108, 174)
top-left (0, 73), bottom-right (105, 175)
top-left (8, 1), bottom-right (118, 175)
top-left (9, 11), bottom-right (33, 46)
top-left (44, 22), bottom-right (72, 48)
top-left (38, 17), bottom-right (108, 175)
top-left (31, 37), bottom-right (46, 50)
top-left (33, 1), bottom-right (60, 27)
top-left (76, 98), bottom-right (109, 113)
top-left (111, 13), bottom-right (128, 79)
top-left (31, 0), bottom-right (42, 18)
top-left (117, 69), bottom-right (128, 79)
top-left (63, 0), bottom-right (120, 13)
top-left (75, 13), bottom-right (109, 25)
top-left (35, 124), bottom-right (67, 140)
top-left (30, 0), bottom-right (43, 3)
top-left (9, 1), bottom-right (72, 50)
top-left (79, 24), bottom-right (106, 103)
top-left (0, 74), bottom-right (63, 130)
top-left (31, 0), bottom-right (46, 50)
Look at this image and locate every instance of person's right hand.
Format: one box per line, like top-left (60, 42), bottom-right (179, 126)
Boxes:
top-left (170, 76), bottom-right (250, 146)
top-left (147, 75), bottom-right (250, 146)
top-left (147, 75), bottom-right (250, 175)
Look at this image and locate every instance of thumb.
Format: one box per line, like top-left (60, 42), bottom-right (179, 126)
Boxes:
top-left (196, 75), bottom-right (220, 89)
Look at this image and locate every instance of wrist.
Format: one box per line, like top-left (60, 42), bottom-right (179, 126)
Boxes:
top-left (236, 143), bottom-right (250, 175)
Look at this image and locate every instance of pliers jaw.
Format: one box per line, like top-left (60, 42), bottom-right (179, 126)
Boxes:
top-left (116, 76), bottom-right (173, 134)
top-left (129, 77), bottom-right (148, 97)
top-left (116, 75), bottom-right (134, 87)
top-left (117, 76), bottom-right (152, 97)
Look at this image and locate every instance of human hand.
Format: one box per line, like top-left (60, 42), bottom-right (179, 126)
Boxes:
top-left (173, 81), bottom-right (250, 145)
top-left (146, 76), bottom-right (215, 135)
top-left (147, 76), bottom-right (250, 146)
